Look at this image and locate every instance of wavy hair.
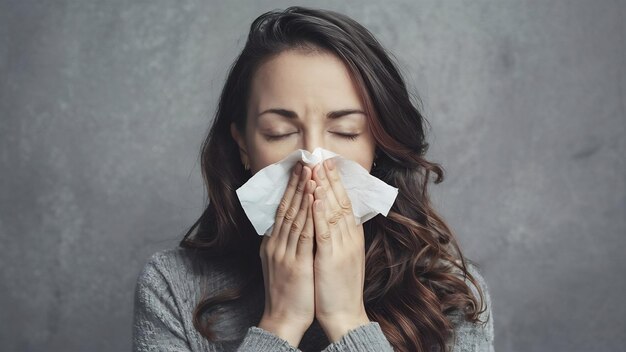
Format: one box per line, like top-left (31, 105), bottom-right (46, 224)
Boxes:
top-left (180, 6), bottom-right (488, 352)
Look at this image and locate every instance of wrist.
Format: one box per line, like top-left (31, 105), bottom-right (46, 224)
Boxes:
top-left (258, 316), bottom-right (308, 347)
top-left (318, 312), bottom-right (371, 343)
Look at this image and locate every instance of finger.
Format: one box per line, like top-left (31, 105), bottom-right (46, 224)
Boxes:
top-left (272, 162), bottom-right (303, 238)
top-left (323, 158), bottom-right (358, 240)
top-left (313, 161), bottom-right (353, 244)
top-left (315, 184), bottom-right (348, 248)
top-left (295, 193), bottom-right (315, 259)
top-left (276, 163), bottom-right (310, 252)
top-left (283, 183), bottom-right (310, 258)
top-left (313, 168), bottom-right (348, 247)
top-left (286, 178), bottom-right (315, 258)
top-left (313, 185), bottom-right (335, 253)
top-left (323, 158), bottom-right (356, 226)
top-left (260, 232), bottom-right (268, 259)
top-left (313, 163), bottom-right (339, 210)
top-left (312, 163), bottom-right (341, 214)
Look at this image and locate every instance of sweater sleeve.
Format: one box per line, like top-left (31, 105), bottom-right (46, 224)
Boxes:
top-left (320, 322), bottom-right (394, 352)
top-left (133, 251), bottom-right (306, 352)
top-left (236, 326), bottom-right (303, 352)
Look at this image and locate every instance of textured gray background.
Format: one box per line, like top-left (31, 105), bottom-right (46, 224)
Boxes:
top-left (1, 1), bottom-right (624, 351)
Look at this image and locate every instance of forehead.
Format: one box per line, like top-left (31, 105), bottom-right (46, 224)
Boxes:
top-left (248, 50), bottom-right (364, 115)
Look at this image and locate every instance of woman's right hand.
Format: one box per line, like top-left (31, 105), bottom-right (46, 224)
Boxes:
top-left (258, 162), bottom-right (316, 347)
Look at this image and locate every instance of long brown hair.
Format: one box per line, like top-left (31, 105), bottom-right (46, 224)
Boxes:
top-left (180, 6), bottom-right (488, 352)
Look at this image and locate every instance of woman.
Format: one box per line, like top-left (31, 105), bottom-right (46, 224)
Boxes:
top-left (133, 6), bottom-right (494, 352)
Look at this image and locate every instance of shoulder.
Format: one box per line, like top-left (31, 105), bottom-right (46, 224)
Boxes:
top-left (135, 247), bottom-right (193, 288)
top-left (138, 247), bottom-right (194, 275)
top-left (450, 259), bottom-right (491, 311)
top-left (133, 247), bottom-right (231, 350)
top-left (464, 261), bottom-right (492, 311)
top-left (447, 260), bottom-right (495, 351)
top-left (137, 246), bottom-right (237, 278)
top-left (133, 247), bottom-right (197, 304)
top-left (134, 247), bottom-right (238, 302)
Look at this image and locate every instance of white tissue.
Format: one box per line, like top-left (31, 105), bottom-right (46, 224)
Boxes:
top-left (235, 147), bottom-right (399, 236)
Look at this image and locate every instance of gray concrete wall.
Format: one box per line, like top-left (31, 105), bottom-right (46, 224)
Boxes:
top-left (1, 1), bottom-right (624, 351)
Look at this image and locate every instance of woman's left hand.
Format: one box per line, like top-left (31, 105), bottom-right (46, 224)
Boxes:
top-left (311, 158), bottom-right (371, 342)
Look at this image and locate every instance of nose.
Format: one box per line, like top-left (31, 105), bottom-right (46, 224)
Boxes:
top-left (302, 131), bottom-right (324, 154)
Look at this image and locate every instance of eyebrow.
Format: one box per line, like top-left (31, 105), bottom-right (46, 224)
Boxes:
top-left (257, 108), bottom-right (366, 120)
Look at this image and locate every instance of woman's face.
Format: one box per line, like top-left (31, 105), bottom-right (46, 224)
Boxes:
top-left (231, 49), bottom-right (377, 175)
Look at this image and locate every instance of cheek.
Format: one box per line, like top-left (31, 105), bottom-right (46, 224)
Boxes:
top-left (349, 155), bottom-right (373, 171)
top-left (334, 146), bottom-right (374, 171)
top-left (248, 142), bottom-right (296, 173)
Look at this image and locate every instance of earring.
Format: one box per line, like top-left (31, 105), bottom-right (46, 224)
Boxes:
top-left (373, 149), bottom-right (380, 168)
top-left (244, 161), bottom-right (250, 170)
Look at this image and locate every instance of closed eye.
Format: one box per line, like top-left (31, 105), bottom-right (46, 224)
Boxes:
top-left (264, 132), bottom-right (360, 142)
top-left (333, 133), bottom-right (359, 141)
top-left (265, 133), bottom-right (296, 141)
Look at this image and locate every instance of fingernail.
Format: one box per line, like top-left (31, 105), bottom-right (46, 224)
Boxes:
top-left (317, 164), bottom-right (325, 177)
top-left (294, 163), bottom-right (302, 175)
top-left (326, 158), bottom-right (335, 170)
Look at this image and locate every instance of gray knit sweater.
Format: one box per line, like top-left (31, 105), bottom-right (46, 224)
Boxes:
top-left (132, 247), bottom-right (494, 351)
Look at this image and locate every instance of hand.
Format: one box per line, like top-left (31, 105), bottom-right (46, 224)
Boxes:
top-left (258, 162), bottom-right (317, 347)
top-left (311, 158), bottom-right (371, 342)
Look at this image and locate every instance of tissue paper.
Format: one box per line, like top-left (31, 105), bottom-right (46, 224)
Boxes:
top-left (236, 147), bottom-right (398, 236)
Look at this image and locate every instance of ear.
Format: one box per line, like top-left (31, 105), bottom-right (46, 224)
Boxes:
top-left (230, 122), bottom-right (249, 166)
